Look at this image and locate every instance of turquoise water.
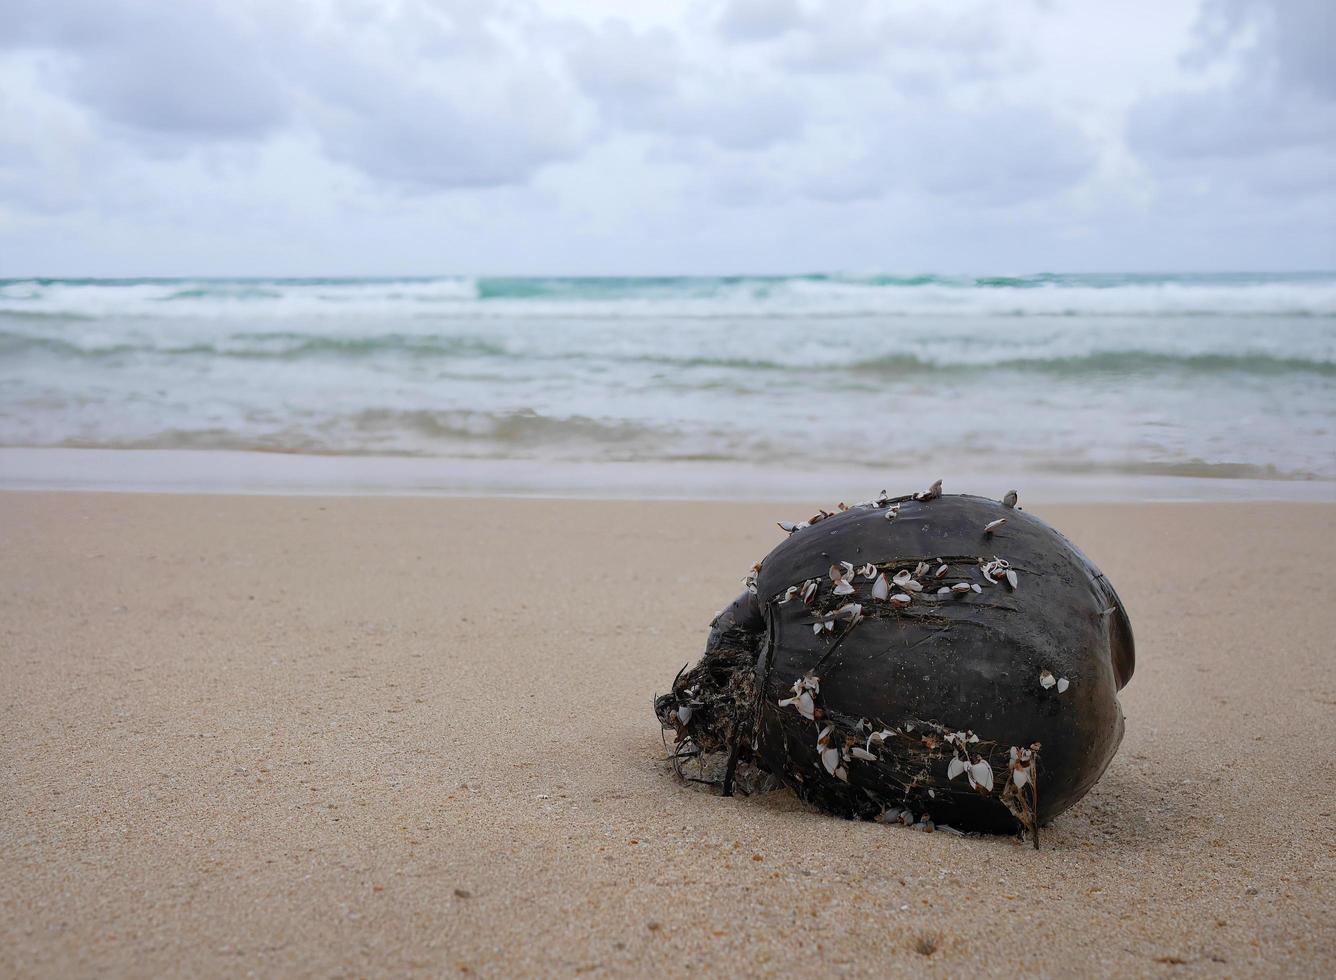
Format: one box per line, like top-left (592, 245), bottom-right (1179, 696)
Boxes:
top-left (1, 273), bottom-right (1334, 481)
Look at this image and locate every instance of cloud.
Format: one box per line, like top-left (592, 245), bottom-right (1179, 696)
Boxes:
top-left (2, 0), bottom-right (289, 142)
top-left (565, 19), bottom-right (804, 151)
top-left (793, 105), bottom-right (1096, 207)
top-left (773, 1), bottom-right (1010, 76)
top-left (291, 6), bottom-right (589, 190)
top-left (1127, 0), bottom-right (1336, 198)
top-left (716, 0), bottom-right (803, 43)
top-left (2, 0), bottom-right (588, 188)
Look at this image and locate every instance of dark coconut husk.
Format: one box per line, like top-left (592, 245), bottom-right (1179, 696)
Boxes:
top-left (654, 486), bottom-right (1135, 845)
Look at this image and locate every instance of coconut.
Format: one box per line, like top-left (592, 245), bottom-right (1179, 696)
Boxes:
top-left (654, 486), bottom-right (1135, 844)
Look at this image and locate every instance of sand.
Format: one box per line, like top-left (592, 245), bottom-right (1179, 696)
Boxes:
top-left (1, 491), bottom-right (1333, 977)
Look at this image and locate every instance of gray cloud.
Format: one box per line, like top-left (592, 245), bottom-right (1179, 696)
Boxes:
top-left (2, 0), bottom-right (587, 187)
top-left (793, 105), bottom-right (1096, 206)
top-left (774, 1), bottom-right (1009, 76)
top-left (3, 0), bottom-right (289, 142)
top-left (716, 0), bottom-right (803, 43)
top-left (1128, 0), bottom-right (1336, 198)
top-left (565, 20), bottom-right (804, 151)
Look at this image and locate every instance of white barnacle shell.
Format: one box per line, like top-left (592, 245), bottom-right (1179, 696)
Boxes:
top-left (833, 603), bottom-right (864, 628)
top-left (892, 569), bottom-right (912, 586)
top-left (971, 583), bottom-right (982, 593)
top-left (872, 573), bottom-right (890, 600)
top-left (1057, 677), bottom-right (1069, 693)
top-left (797, 691), bottom-right (815, 718)
top-left (1039, 669), bottom-right (1056, 689)
top-left (779, 585), bottom-right (799, 604)
top-left (820, 747), bottom-right (841, 775)
top-left (984, 518), bottom-right (1007, 534)
top-left (829, 563), bottom-right (855, 595)
top-left (676, 704), bottom-right (693, 725)
top-left (947, 757), bottom-right (967, 780)
top-left (981, 563), bottom-right (998, 584)
top-left (890, 593), bottom-right (912, 606)
top-left (914, 478), bottom-right (943, 501)
top-left (779, 685), bottom-right (816, 719)
top-left (884, 506), bottom-right (899, 521)
top-left (850, 747), bottom-right (878, 762)
top-left (935, 564), bottom-right (949, 579)
top-left (903, 579), bottom-right (923, 593)
top-left (1012, 767), bottom-right (1030, 788)
top-left (968, 759), bottom-right (995, 793)
top-left (1005, 569), bottom-right (1019, 590)
top-left (800, 579), bottom-right (818, 603)
top-left (951, 581), bottom-right (973, 594)
top-left (914, 561), bottom-right (930, 578)
top-left (937, 586), bottom-right (951, 596)
top-left (858, 563), bottom-right (878, 580)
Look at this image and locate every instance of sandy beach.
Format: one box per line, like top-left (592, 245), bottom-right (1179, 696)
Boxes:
top-left (2, 490), bottom-right (1333, 977)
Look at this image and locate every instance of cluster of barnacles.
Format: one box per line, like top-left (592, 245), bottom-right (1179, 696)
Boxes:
top-left (1001, 742), bottom-right (1043, 847)
top-left (778, 482), bottom-right (1024, 539)
top-left (1039, 669), bottom-right (1071, 693)
top-left (776, 675), bottom-right (883, 784)
top-left (741, 561), bottom-right (763, 595)
top-left (944, 730), bottom-right (994, 793)
top-left (771, 552), bottom-right (1018, 636)
top-left (980, 556), bottom-right (1019, 590)
top-left (765, 483), bottom-right (1026, 632)
top-left (774, 686), bottom-right (1044, 839)
top-left (777, 480), bottom-right (946, 536)
top-left (666, 684), bottom-right (699, 727)
top-left (776, 674), bottom-right (819, 719)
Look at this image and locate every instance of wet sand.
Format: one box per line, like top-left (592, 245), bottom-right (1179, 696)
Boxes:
top-left (1, 492), bottom-right (1333, 977)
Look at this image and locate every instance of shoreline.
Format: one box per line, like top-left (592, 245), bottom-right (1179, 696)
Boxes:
top-left (2, 446), bottom-right (1333, 502)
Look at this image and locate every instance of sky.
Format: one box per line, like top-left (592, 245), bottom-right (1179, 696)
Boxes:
top-left (0, 0), bottom-right (1332, 276)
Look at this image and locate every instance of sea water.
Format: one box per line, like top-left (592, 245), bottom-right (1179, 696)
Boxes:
top-left (1, 273), bottom-right (1333, 490)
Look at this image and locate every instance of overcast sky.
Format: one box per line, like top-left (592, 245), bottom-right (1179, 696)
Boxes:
top-left (1, 0), bottom-right (1332, 276)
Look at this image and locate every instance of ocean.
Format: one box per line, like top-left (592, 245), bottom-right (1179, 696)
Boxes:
top-left (2, 272), bottom-right (1334, 495)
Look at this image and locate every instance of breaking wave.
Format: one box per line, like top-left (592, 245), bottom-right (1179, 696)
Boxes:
top-left (3, 272), bottom-right (1336, 319)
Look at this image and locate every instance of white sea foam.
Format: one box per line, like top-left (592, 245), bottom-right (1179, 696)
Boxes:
top-left (3, 273), bottom-right (1336, 320)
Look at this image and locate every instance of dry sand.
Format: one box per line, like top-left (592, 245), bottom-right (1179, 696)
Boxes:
top-left (1, 491), bottom-right (1333, 977)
